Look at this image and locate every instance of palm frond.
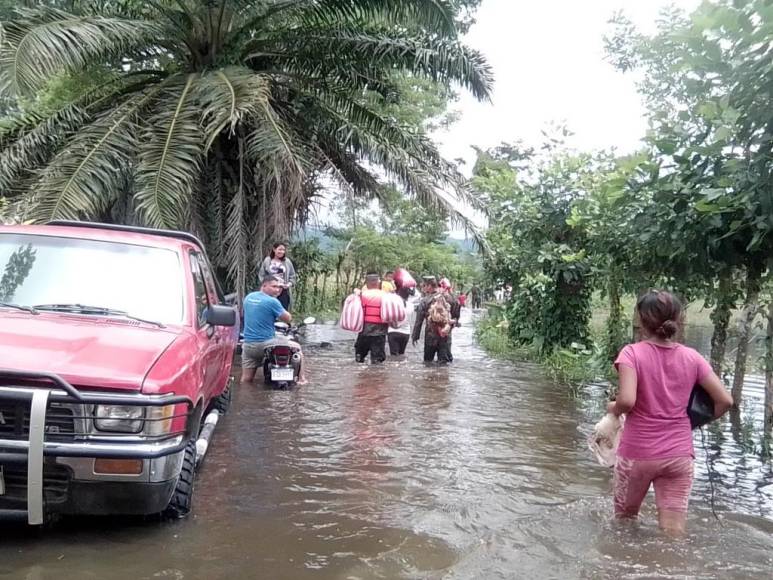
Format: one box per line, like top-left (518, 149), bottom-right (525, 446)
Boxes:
top-left (255, 27), bottom-right (493, 101)
top-left (292, 0), bottom-right (458, 37)
top-left (0, 7), bottom-right (162, 95)
top-left (135, 74), bottom-right (203, 229)
top-left (0, 72), bottom-right (164, 195)
top-left (195, 67), bottom-right (271, 153)
top-left (231, 0), bottom-right (457, 50)
top-left (26, 86), bottom-right (163, 223)
top-left (313, 141), bottom-right (383, 197)
top-left (245, 101), bottom-right (315, 211)
top-left (302, 92), bottom-right (480, 227)
top-left (0, 104), bottom-right (90, 195)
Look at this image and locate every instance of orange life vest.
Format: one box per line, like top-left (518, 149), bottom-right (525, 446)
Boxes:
top-left (361, 288), bottom-right (385, 324)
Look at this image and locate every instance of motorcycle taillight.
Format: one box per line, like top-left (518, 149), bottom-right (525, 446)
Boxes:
top-left (273, 345), bottom-right (291, 356)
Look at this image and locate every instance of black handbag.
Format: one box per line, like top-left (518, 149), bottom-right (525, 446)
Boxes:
top-left (687, 384), bottom-right (715, 430)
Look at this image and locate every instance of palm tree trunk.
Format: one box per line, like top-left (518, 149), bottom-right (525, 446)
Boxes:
top-left (632, 286), bottom-right (648, 342)
top-left (320, 271), bottom-right (329, 310)
top-left (710, 272), bottom-right (734, 376)
top-left (765, 299), bottom-right (773, 432)
top-left (312, 273), bottom-right (320, 310)
top-left (732, 263), bottom-right (762, 406)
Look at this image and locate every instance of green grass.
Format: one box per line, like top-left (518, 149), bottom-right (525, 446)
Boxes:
top-left (589, 292), bottom-right (738, 334)
top-left (475, 315), bottom-right (612, 390)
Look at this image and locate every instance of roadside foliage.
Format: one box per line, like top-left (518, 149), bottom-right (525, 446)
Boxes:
top-left (474, 0), bottom-right (773, 432)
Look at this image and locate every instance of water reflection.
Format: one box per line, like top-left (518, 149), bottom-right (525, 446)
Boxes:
top-left (0, 311), bottom-right (772, 579)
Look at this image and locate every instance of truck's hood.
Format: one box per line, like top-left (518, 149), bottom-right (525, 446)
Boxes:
top-left (0, 313), bottom-right (180, 391)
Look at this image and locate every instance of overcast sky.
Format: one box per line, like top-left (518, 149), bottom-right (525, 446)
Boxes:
top-left (437, 0), bottom-right (701, 169)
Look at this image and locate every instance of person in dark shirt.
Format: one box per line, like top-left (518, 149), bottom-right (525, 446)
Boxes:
top-left (411, 277), bottom-right (460, 363)
top-left (355, 272), bottom-right (389, 363)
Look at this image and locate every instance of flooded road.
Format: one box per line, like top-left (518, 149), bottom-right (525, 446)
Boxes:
top-left (2, 310), bottom-right (773, 579)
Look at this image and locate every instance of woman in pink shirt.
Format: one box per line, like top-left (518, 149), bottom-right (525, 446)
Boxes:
top-left (607, 290), bottom-right (733, 535)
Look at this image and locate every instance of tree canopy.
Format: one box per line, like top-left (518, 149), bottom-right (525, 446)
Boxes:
top-left (0, 0), bottom-right (492, 295)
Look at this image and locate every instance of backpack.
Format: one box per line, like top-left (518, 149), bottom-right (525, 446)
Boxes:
top-left (427, 294), bottom-right (452, 336)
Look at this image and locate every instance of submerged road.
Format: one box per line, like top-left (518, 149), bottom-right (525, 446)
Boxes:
top-left (2, 310), bottom-right (773, 579)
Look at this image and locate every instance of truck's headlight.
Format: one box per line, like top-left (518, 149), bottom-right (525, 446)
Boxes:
top-left (144, 405), bottom-right (176, 436)
top-left (93, 405), bottom-right (144, 433)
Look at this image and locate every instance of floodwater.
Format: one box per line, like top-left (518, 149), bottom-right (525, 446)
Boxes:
top-left (2, 310), bottom-right (773, 579)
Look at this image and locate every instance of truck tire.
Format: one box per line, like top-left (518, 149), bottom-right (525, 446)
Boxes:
top-left (213, 379), bottom-right (232, 414)
top-left (163, 439), bottom-right (196, 519)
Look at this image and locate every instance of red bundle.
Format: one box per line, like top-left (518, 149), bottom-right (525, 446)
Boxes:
top-left (340, 293), bottom-right (364, 332)
top-left (380, 292), bottom-right (406, 324)
top-left (393, 267), bottom-right (416, 289)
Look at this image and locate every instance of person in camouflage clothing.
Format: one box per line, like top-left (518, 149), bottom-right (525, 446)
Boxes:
top-left (411, 277), bottom-right (461, 363)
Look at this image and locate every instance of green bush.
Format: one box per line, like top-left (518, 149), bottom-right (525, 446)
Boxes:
top-left (476, 312), bottom-right (610, 389)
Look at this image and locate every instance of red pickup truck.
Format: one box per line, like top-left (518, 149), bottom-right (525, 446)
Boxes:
top-left (0, 221), bottom-right (239, 524)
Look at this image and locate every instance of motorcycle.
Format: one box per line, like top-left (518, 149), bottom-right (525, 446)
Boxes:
top-left (262, 317), bottom-right (315, 388)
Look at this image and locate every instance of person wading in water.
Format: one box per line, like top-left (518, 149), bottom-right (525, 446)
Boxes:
top-left (606, 290), bottom-right (732, 535)
top-left (411, 277), bottom-right (460, 364)
top-left (354, 272), bottom-right (389, 363)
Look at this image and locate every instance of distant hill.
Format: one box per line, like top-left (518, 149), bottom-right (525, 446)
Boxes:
top-left (294, 225), bottom-right (480, 255)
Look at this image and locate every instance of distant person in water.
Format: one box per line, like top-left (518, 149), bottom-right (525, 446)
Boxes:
top-left (388, 284), bottom-right (417, 356)
top-left (354, 272), bottom-right (389, 363)
top-left (382, 271), bottom-right (396, 293)
top-left (411, 277), bottom-right (460, 364)
top-left (470, 286), bottom-right (481, 309)
top-left (606, 290), bottom-right (732, 535)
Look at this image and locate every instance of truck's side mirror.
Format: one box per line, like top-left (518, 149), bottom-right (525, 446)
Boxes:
top-left (205, 304), bottom-right (236, 327)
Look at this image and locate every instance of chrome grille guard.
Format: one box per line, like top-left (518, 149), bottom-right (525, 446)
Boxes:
top-left (0, 368), bottom-right (195, 525)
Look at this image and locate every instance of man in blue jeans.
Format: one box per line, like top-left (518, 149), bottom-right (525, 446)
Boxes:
top-left (240, 275), bottom-right (306, 384)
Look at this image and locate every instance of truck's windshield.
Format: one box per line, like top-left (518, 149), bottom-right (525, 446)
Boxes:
top-left (0, 233), bottom-right (185, 325)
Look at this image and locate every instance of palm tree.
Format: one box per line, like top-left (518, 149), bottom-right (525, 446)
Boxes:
top-left (0, 0), bottom-right (492, 294)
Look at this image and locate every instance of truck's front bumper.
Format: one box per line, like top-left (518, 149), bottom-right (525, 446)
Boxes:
top-left (0, 369), bottom-right (195, 524)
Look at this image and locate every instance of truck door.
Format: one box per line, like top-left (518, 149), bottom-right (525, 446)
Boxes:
top-left (189, 252), bottom-right (222, 402)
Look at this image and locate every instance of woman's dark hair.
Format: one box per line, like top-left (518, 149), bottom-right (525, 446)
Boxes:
top-left (636, 290), bottom-right (683, 340)
top-left (270, 242), bottom-right (287, 260)
top-left (397, 285), bottom-right (412, 301)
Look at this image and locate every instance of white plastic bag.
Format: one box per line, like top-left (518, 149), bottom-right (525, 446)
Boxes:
top-left (587, 412), bottom-right (624, 468)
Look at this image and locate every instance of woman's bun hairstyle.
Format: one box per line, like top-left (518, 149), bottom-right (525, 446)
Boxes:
top-left (636, 290), bottom-right (683, 340)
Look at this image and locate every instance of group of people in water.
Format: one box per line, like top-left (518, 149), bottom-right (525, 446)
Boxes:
top-left (352, 270), bottom-right (463, 364)
top-left (239, 242), bottom-right (738, 536)
top-left (239, 242), bottom-right (467, 383)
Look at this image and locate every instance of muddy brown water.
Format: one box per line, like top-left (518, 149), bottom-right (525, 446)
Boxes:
top-left (1, 310), bottom-right (773, 579)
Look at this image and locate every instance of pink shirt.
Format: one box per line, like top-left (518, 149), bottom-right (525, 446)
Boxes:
top-left (615, 341), bottom-right (713, 460)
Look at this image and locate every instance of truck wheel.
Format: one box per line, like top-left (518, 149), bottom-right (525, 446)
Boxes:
top-left (213, 380), bottom-right (232, 414)
top-left (163, 439), bottom-right (196, 519)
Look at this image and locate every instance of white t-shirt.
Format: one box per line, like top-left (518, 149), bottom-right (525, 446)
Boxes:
top-left (388, 295), bottom-right (418, 335)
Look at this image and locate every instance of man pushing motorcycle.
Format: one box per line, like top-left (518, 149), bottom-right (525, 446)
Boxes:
top-left (241, 275), bottom-right (307, 384)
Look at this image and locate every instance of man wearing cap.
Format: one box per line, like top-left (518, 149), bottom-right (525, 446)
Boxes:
top-left (412, 276), bottom-right (461, 363)
top-left (354, 272), bottom-right (389, 363)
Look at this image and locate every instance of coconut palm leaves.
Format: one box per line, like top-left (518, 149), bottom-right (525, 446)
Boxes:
top-left (1, 7), bottom-right (161, 95)
top-left (0, 0), bottom-right (492, 294)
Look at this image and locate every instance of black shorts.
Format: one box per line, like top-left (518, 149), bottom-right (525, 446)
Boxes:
top-left (355, 334), bottom-right (386, 363)
top-left (388, 333), bottom-right (409, 355)
top-left (424, 335), bottom-right (452, 363)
